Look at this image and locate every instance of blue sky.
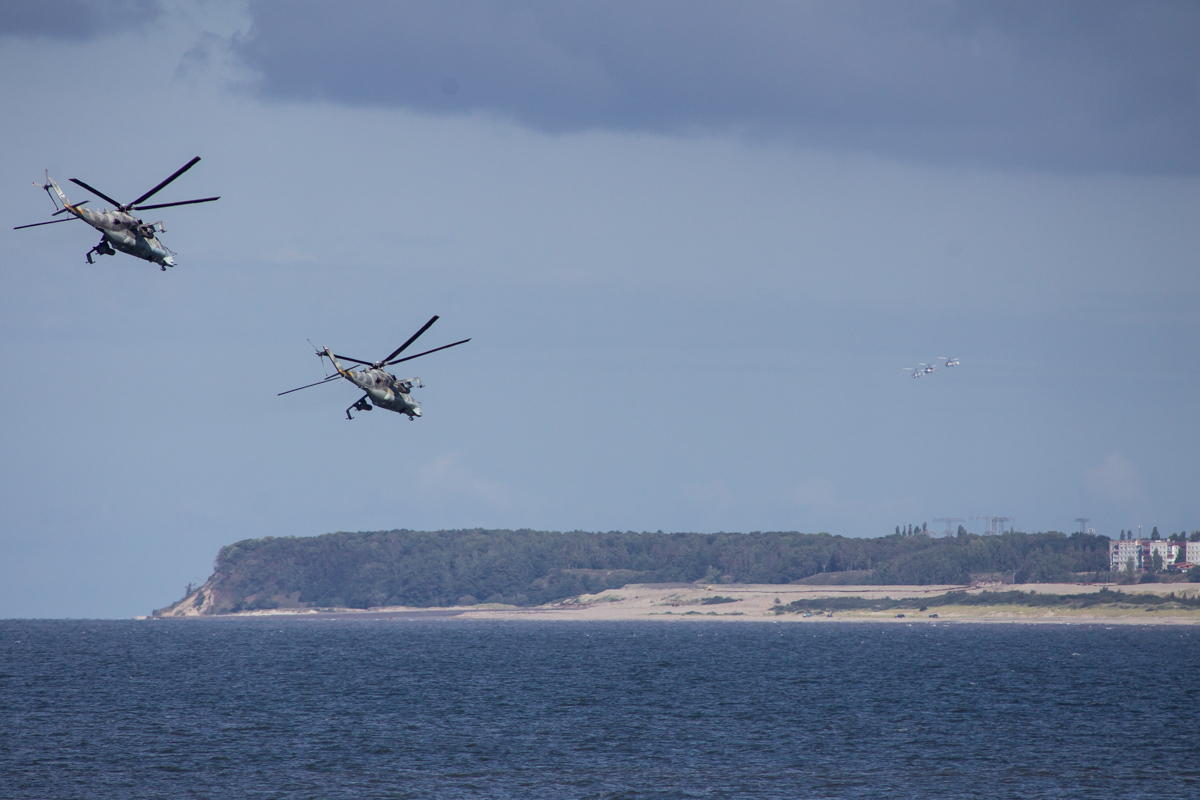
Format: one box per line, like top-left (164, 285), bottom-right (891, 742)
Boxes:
top-left (2, 0), bottom-right (1198, 617)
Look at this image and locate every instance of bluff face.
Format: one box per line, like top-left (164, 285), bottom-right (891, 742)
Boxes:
top-left (155, 528), bottom-right (1112, 616)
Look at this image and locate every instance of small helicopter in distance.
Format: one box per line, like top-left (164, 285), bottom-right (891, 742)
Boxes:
top-left (279, 315), bottom-right (470, 420)
top-left (939, 356), bottom-right (960, 367)
top-left (902, 362), bottom-right (940, 378)
top-left (14, 157), bottom-right (219, 270)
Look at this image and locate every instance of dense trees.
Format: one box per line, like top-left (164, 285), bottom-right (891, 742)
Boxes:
top-left (774, 587), bottom-right (1200, 613)
top-left (197, 529), bottom-right (1113, 613)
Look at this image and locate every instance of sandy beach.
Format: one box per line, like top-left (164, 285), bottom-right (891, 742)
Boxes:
top-left (188, 581), bottom-right (1200, 625)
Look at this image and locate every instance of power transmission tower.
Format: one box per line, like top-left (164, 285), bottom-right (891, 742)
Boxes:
top-left (933, 517), bottom-right (966, 537)
top-left (971, 515), bottom-right (1013, 535)
top-left (1075, 518), bottom-right (1090, 534)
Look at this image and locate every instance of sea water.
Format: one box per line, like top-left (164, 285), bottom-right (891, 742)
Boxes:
top-left (1, 619), bottom-right (1197, 799)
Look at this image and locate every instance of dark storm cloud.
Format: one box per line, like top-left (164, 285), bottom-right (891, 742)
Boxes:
top-left (0, 0), bottom-right (160, 40)
top-left (234, 0), bottom-right (1200, 174)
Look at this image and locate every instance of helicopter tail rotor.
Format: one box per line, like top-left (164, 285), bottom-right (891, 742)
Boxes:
top-left (37, 171), bottom-right (56, 208)
top-left (15, 171), bottom-right (89, 228)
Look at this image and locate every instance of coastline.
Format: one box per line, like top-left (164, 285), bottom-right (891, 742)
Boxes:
top-left (154, 581), bottom-right (1200, 624)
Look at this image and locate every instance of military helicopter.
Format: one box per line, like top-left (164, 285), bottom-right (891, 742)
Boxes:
top-left (279, 315), bottom-right (470, 420)
top-left (939, 356), bottom-right (960, 367)
top-left (14, 157), bottom-right (218, 270)
top-left (902, 363), bottom-right (937, 378)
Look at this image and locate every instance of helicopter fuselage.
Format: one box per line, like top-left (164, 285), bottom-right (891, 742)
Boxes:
top-left (349, 368), bottom-right (422, 417)
top-left (73, 205), bottom-right (174, 267)
top-left (326, 353), bottom-right (422, 419)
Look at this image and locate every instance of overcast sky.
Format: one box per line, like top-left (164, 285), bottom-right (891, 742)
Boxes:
top-left (2, 0), bottom-right (1198, 617)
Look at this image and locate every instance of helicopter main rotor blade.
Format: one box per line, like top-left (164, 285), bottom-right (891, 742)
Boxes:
top-left (68, 178), bottom-right (122, 209)
top-left (385, 338), bottom-right (471, 366)
top-left (129, 156), bottom-right (201, 208)
top-left (381, 315), bottom-right (439, 365)
top-left (330, 354), bottom-right (374, 366)
top-left (14, 217), bottom-right (79, 230)
top-left (277, 374), bottom-right (343, 396)
top-left (132, 196), bottom-right (220, 211)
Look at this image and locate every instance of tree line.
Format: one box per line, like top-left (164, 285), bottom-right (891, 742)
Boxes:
top-left (194, 528), bottom-right (1113, 613)
top-left (773, 587), bottom-right (1200, 613)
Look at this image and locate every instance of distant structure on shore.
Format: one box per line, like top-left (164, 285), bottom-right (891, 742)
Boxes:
top-left (972, 516), bottom-right (1014, 536)
top-left (1110, 538), bottom-right (1199, 573)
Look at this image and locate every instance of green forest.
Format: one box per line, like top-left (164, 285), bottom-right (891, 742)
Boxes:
top-left (192, 528), bottom-right (1113, 613)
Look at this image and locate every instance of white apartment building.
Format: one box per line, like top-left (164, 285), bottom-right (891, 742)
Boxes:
top-left (1110, 539), bottom-right (1200, 572)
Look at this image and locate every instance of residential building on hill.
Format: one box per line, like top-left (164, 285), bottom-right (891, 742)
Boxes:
top-left (1110, 538), bottom-right (1200, 572)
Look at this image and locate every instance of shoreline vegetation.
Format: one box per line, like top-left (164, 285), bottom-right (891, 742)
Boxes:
top-left (773, 586), bottom-right (1200, 613)
top-left (155, 528), bottom-right (1199, 622)
top-left (151, 583), bottom-right (1200, 624)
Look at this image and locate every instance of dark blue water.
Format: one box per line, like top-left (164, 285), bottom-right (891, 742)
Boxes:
top-left (2, 620), bottom-right (1197, 799)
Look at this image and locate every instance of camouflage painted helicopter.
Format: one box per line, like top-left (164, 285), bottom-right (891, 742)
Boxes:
top-left (14, 157), bottom-right (218, 270)
top-left (279, 315), bottom-right (470, 420)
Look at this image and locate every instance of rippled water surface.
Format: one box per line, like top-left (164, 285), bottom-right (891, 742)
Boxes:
top-left (2, 619), bottom-right (1198, 799)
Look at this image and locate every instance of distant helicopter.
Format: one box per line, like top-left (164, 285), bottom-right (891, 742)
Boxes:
top-left (14, 157), bottom-right (218, 270)
top-left (939, 356), bottom-right (960, 367)
top-left (279, 315), bottom-right (470, 420)
top-left (902, 362), bottom-right (939, 378)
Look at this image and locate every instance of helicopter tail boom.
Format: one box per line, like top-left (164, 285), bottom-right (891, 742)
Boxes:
top-left (319, 348), bottom-right (353, 378)
top-left (43, 174), bottom-right (76, 214)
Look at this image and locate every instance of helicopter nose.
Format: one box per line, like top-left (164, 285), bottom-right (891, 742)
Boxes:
top-left (163, 255), bottom-right (175, 267)
top-left (412, 407), bottom-right (422, 417)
